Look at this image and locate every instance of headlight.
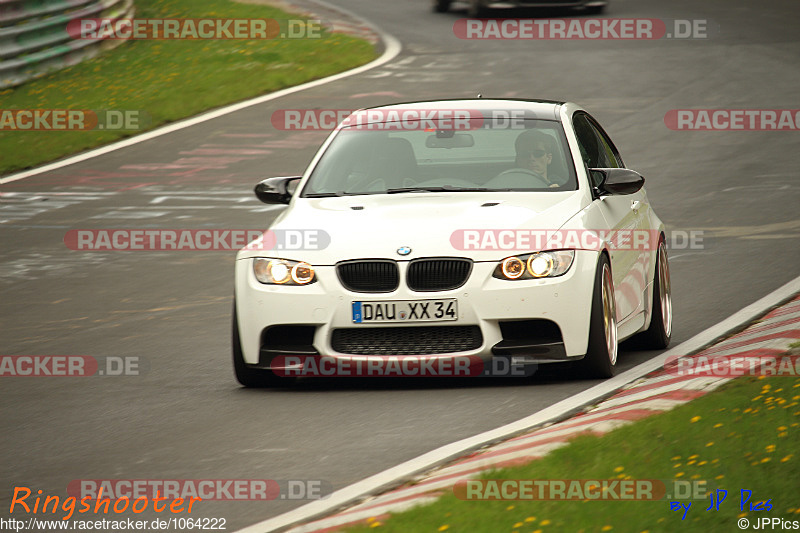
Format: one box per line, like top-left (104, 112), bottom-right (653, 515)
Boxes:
top-left (253, 258), bottom-right (316, 285)
top-left (493, 251), bottom-right (575, 280)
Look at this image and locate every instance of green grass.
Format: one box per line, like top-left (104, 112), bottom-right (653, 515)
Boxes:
top-left (346, 376), bottom-right (800, 533)
top-left (0, 0), bottom-right (376, 175)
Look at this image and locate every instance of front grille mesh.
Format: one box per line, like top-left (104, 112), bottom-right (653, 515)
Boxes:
top-left (337, 260), bottom-right (399, 293)
top-left (331, 326), bottom-right (482, 355)
top-left (407, 258), bottom-right (472, 291)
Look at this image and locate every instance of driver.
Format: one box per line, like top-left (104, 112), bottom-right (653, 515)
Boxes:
top-left (514, 130), bottom-right (562, 188)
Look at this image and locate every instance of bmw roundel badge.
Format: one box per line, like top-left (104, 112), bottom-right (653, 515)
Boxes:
top-left (397, 246), bottom-right (412, 256)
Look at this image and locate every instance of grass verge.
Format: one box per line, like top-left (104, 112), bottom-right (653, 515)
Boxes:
top-left (0, 0), bottom-right (377, 175)
top-left (346, 375), bottom-right (800, 533)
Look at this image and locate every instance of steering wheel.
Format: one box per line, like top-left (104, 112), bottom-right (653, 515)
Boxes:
top-left (490, 168), bottom-right (550, 188)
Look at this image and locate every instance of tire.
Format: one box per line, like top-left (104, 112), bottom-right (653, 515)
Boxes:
top-left (579, 254), bottom-right (618, 379)
top-left (467, 0), bottom-right (487, 18)
top-left (433, 0), bottom-right (452, 13)
top-left (584, 5), bottom-right (605, 15)
top-left (232, 301), bottom-right (285, 388)
top-left (638, 239), bottom-right (672, 349)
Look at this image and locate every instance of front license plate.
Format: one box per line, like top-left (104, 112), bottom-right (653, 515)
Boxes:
top-left (352, 299), bottom-right (458, 323)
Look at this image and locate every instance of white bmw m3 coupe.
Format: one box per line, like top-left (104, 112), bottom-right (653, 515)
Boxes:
top-left (232, 99), bottom-right (672, 387)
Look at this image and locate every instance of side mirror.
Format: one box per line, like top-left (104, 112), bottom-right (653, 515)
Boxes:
top-left (254, 176), bottom-right (302, 204)
top-left (590, 168), bottom-right (645, 196)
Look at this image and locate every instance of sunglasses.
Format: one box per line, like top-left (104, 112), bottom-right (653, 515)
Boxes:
top-left (522, 149), bottom-right (549, 159)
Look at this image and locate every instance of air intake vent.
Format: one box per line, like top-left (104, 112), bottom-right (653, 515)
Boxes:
top-left (331, 326), bottom-right (482, 355)
top-left (336, 260), bottom-right (399, 293)
top-left (407, 258), bottom-right (472, 292)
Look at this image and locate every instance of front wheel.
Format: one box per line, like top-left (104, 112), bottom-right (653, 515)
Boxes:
top-left (638, 239), bottom-right (672, 349)
top-left (579, 255), bottom-right (618, 378)
top-left (433, 0), bottom-right (452, 12)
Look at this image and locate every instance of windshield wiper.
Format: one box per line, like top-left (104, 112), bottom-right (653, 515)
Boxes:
top-left (304, 191), bottom-right (347, 198)
top-left (386, 186), bottom-right (491, 194)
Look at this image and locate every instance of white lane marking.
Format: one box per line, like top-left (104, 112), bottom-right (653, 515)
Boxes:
top-left (233, 275), bottom-right (800, 533)
top-left (0, 0), bottom-right (402, 186)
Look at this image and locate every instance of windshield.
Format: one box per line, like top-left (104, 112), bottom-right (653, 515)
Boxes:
top-left (300, 118), bottom-right (577, 197)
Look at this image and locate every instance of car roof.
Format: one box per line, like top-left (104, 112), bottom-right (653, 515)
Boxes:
top-left (353, 98), bottom-right (566, 122)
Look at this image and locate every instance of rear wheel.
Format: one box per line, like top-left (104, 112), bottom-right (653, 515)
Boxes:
top-left (433, 0), bottom-right (452, 12)
top-left (579, 255), bottom-right (618, 378)
top-left (638, 239), bottom-right (672, 349)
top-left (232, 301), bottom-right (286, 388)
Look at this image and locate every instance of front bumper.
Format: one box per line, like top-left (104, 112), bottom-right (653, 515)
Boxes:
top-left (234, 250), bottom-right (599, 367)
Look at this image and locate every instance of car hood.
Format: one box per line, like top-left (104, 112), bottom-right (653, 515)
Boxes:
top-left (237, 191), bottom-right (588, 264)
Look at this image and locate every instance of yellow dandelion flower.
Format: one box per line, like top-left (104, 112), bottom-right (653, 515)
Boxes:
top-left (370, 522), bottom-right (381, 528)
top-left (715, 475), bottom-right (725, 480)
top-left (525, 517), bottom-right (536, 522)
top-left (766, 445), bottom-right (776, 452)
top-left (706, 442), bottom-right (714, 447)
top-left (506, 505), bottom-right (515, 511)
top-left (513, 522), bottom-right (524, 528)
top-left (690, 416), bottom-right (701, 423)
top-left (614, 466), bottom-right (624, 472)
top-left (601, 527), bottom-right (613, 532)
top-left (541, 520), bottom-right (551, 526)
top-left (781, 455), bottom-right (793, 462)
top-left (761, 457), bottom-right (771, 463)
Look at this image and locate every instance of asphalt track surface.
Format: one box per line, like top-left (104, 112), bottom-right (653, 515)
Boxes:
top-left (1, 0), bottom-right (799, 530)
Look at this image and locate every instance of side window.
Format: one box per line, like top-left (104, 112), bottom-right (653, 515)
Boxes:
top-left (572, 113), bottom-right (624, 169)
top-left (572, 114), bottom-right (598, 168)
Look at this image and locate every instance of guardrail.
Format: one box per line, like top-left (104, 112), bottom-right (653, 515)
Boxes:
top-left (0, 0), bottom-right (135, 89)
